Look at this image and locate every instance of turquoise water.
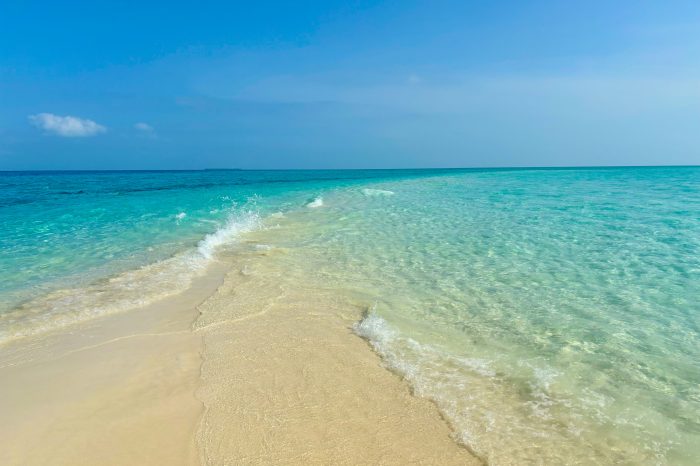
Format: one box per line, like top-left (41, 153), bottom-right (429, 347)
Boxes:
top-left (0, 169), bottom-right (416, 340)
top-left (1, 167), bottom-right (699, 464)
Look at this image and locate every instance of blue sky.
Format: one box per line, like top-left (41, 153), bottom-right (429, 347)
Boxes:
top-left (1, 0), bottom-right (699, 169)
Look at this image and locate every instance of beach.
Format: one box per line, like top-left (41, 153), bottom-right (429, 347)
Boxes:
top-left (1, 168), bottom-right (698, 465)
top-left (5, 0), bottom-right (700, 462)
top-left (0, 234), bottom-right (479, 465)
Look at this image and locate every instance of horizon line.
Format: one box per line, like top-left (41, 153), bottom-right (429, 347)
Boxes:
top-left (1, 164), bottom-right (699, 173)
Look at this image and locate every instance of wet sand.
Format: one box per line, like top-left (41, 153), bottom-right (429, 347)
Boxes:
top-left (0, 270), bottom-right (220, 466)
top-left (195, 246), bottom-right (480, 465)
top-left (0, 245), bottom-right (480, 465)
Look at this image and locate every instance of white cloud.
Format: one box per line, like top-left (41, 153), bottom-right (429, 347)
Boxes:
top-left (29, 113), bottom-right (106, 137)
top-left (134, 122), bottom-right (154, 132)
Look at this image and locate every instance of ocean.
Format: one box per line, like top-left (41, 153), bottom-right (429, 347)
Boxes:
top-left (1, 167), bottom-right (698, 464)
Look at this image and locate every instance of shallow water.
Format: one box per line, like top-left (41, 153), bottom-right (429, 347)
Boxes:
top-left (1, 167), bottom-right (699, 464)
top-left (0, 169), bottom-right (419, 341)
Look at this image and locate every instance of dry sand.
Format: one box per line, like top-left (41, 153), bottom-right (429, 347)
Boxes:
top-left (0, 270), bottom-right (219, 466)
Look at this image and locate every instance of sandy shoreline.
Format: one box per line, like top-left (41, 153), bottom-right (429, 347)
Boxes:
top-left (0, 267), bottom-right (222, 465)
top-left (194, 243), bottom-right (480, 465)
top-left (0, 239), bottom-right (480, 465)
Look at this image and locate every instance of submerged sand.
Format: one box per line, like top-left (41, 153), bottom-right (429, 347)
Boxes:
top-left (194, 247), bottom-right (480, 465)
top-left (0, 235), bottom-right (480, 465)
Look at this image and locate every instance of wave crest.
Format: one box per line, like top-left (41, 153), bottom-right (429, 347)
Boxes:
top-left (306, 196), bottom-right (324, 208)
top-left (0, 210), bottom-right (261, 345)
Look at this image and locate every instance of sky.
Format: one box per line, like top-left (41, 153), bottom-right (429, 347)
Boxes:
top-left (1, 0), bottom-right (699, 170)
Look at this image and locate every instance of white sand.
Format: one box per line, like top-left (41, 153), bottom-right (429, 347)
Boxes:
top-left (0, 242), bottom-right (480, 465)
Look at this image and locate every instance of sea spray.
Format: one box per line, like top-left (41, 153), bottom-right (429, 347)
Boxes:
top-left (306, 196), bottom-right (324, 208)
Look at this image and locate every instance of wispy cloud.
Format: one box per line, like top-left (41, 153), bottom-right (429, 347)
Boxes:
top-left (134, 122), bottom-right (154, 132)
top-left (29, 113), bottom-right (106, 137)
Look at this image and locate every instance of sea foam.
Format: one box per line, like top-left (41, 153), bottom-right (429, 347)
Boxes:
top-left (353, 308), bottom-right (588, 464)
top-left (306, 196), bottom-right (324, 208)
top-left (0, 210), bottom-right (261, 344)
top-left (361, 188), bottom-right (395, 197)
top-left (197, 212), bottom-right (261, 260)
